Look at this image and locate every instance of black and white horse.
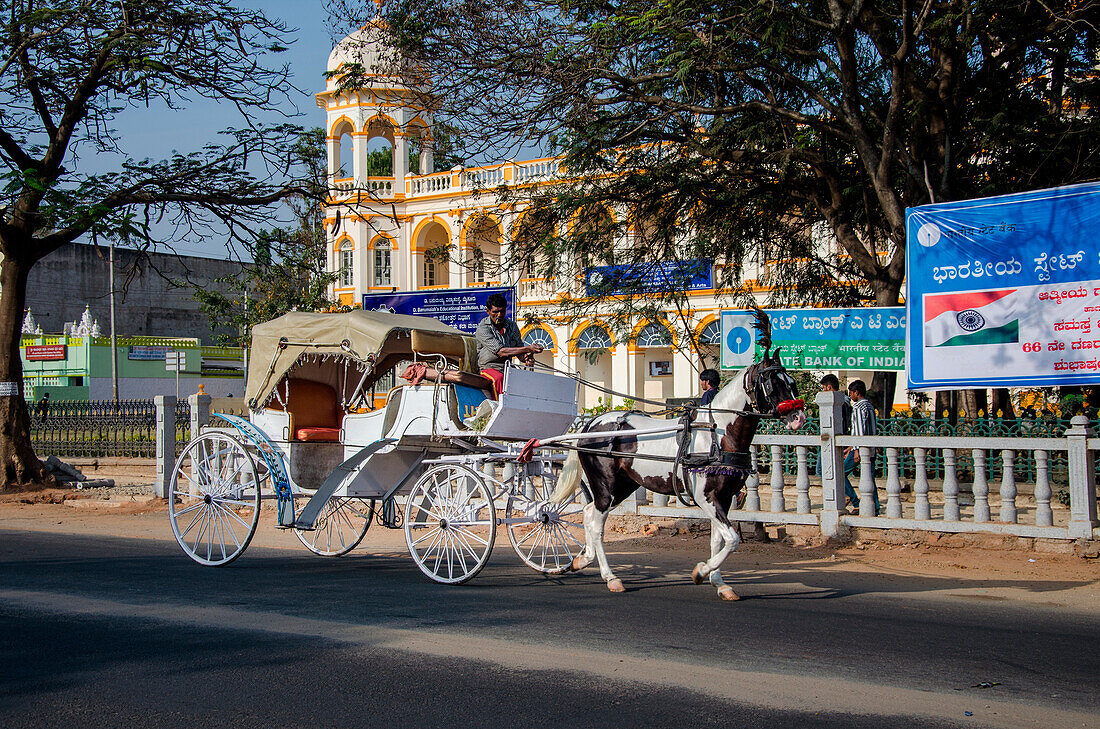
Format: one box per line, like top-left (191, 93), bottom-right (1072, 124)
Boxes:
top-left (549, 311), bottom-right (806, 599)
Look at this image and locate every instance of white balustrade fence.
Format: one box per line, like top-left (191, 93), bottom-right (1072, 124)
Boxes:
top-left (616, 391), bottom-right (1099, 541)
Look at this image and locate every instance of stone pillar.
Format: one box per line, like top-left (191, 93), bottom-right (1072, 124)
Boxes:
top-left (154, 395), bottom-right (177, 499)
top-left (816, 390), bottom-right (845, 539)
top-left (449, 221), bottom-right (464, 288)
top-left (1066, 415), bottom-right (1098, 538)
top-left (420, 135), bottom-right (434, 175)
top-left (189, 388), bottom-right (212, 439)
top-left (393, 132), bottom-right (409, 185)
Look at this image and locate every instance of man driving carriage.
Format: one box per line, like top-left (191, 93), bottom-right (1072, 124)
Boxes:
top-left (474, 292), bottom-right (544, 397)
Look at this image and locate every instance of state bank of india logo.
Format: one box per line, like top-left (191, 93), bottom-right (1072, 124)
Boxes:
top-left (917, 222), bottom-right (941, 248)
top-left (587, 270), bottom-right (605, 288)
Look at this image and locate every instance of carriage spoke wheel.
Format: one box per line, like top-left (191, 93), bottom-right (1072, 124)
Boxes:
top-left (404, 464), bottom-right (496, 584)
top-left (295, 498), bottom-right (374, 556)
top-left (169, 431), bottom-right (261, 566)
top-left (506, 458), bottom-right (586, 574)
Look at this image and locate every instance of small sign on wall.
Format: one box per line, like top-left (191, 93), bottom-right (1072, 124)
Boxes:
top-left (26, 345), bottom-right (66, 361)
top-left (649, 360), bottom-right (672, 377)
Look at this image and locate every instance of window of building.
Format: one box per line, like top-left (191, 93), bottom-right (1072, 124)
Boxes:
top-left (699, 321), bottom-right (720, 345)
top-left (423, 255), bottom-right (436, 286)
top-left (576, 325), bottom-right (612, 350)
top-left (339, 241), bottom-right (354, 287)
top-left (373, 239), bottom-right (392, 287)
top-left (637, 323), bottom-right (672, 347)
top-left (523, 327), bottom-right (554, 351)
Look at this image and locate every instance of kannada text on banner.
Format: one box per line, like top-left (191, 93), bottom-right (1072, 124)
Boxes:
top-left (906, 181), bottom-right (1100, 389)
top-left (720, 308), bottom-right (906, 371)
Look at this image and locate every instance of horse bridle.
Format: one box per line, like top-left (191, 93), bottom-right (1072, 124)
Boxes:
top-left (742, 361), bottom-right (785, 412)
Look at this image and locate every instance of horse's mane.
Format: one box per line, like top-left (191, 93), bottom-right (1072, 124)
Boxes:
top-left (751, 305), bottom-right (772, 356)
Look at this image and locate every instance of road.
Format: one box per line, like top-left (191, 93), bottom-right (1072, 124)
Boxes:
top-left (0, 527), bottom-right (1097, 728)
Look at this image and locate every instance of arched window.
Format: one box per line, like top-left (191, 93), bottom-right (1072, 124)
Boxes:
top-left (637, 323), bottom-right (671, 348)
top-left (576, 325), bottom-right (612, 350)
top-left (338, 240), bottom-right (354, 287)
top-left (699, 320), bottom-right (720, 345)
top-left (523, 327), bottom-right (554, 351)
top-left (372, 239), bottom-right (392, 287)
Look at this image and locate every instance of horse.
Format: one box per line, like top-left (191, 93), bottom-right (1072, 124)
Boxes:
top-left (548, 310), bottom-right (806, 599)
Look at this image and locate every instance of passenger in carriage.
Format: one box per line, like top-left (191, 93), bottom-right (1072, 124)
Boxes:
top-left (474, 292), bottom-right (544, 397)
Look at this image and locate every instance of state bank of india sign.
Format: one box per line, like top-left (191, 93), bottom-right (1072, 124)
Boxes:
top-left (720, 308), bottom-right (905, 371)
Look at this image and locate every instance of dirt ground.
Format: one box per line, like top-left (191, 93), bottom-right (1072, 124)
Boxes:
top-left (2, 484), bottom-right (1097, 612)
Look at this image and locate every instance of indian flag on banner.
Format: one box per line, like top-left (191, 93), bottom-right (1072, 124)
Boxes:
top-left (923, 289), bottom-right (1020, 347)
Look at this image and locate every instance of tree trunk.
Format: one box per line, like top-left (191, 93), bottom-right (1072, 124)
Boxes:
top-left (991, 388), bottom-right (1016, 420)
top-left (870, 371), bottom-right (897, 417)
top-left (0, 254), bottom-right (51, 491)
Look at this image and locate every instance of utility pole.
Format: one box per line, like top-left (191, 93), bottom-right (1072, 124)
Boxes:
top-left (109, 240), bottom-right (119, 404)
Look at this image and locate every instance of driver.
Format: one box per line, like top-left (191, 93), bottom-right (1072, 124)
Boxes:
top-left (475, 293), bottom-right (543, 397)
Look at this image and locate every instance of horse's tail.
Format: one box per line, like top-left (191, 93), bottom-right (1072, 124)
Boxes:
top-left (548, 448), bottom-right (582, 505)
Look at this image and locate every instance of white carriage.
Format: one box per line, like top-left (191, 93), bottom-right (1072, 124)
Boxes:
top-left (168, 309), bottom-right (585, 583)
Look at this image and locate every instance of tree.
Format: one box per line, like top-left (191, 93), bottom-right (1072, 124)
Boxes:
top-left (0, 0), bottom-right (315, 489)
top-left (376, 0), bottom-right (1098, 304)
top-left (364, 0), bottom-right (1099, 408)
top-left (194, 128), bottom-right (338, 342)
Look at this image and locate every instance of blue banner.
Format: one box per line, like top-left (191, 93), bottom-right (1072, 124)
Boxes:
top-left (906, 181), bottom-right (1100, 389)
top-left (585, 260), bottom-right (712, 296)
top-left (361, 286), bottom-right (515, 334)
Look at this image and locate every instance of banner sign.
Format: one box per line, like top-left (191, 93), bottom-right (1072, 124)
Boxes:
top-left (128, 345), bottom-right (171, 361)
top-left (906, 181), bottom-right (1100, 389)
top-left (362, 286), bottom-right (515, 334)
top-left (721, 308), bottom-right (905, 371)
top-left (25, 345), bottom-right (66, 361)
top-left (585, 259), bottom-right (712, 296)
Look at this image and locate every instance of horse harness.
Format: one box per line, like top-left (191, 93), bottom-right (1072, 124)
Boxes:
top-left (561, 408), bottom-right (758, 509)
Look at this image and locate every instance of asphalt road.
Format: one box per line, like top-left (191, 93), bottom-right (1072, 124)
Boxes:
top-left (0, 528), bottom-right (1096, 728)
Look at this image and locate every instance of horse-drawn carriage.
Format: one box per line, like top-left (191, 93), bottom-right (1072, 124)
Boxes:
top-left (168, 309), bottom-right (585, 583)
top-left (169, 308), bottom-right (806, 596)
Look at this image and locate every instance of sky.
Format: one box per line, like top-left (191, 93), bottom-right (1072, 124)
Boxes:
top-left (82, 0), bottom-right (341, 259)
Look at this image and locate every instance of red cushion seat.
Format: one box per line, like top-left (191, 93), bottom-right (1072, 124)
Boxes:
top-left (296, 427), bottom-right (341, 442)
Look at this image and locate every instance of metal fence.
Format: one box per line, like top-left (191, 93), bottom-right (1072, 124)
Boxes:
top-left (30, 399), bottom-right (190, 458)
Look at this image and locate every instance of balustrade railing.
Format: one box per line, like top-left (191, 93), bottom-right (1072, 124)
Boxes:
top-left (621, 396), bottom-right (1099, 540)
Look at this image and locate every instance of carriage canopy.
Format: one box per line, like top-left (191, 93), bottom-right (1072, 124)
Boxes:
top-left (246, 310), bottom-right (477, 409)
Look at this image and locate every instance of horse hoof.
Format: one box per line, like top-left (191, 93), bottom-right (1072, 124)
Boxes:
top-left (607, 578), bottom-right (625, 593)
top-left (717, 586), bottom-right (740, 601)
top-left (692, 565), bottom-right (706, 585)
top-left (571, 555), bottom-right (588, 572)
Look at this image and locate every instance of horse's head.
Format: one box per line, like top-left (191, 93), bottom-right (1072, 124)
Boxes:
top-left (747, 348), bottom-right (806, 430)
top-left (743, 306), bottom-right (806, 430)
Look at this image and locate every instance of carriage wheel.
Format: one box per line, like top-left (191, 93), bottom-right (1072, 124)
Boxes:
top-left (169, 431), bottom-right (261, 566)
top-left (295, 498), bottom-right (374, 557)
top-left (506, 458), bottom-right (587, 574)
top-left (404, 464), bottom-right (497, 584)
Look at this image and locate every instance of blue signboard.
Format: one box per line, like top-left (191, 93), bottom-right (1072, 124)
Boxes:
top-left (585, 260), bottom-right (713, 296)
top-left (721, 308), bottom-right (906, 371)
top-left (906, 181), bottom-right (1100, 389)
top-left (361, 286), bottom-right (515, 333)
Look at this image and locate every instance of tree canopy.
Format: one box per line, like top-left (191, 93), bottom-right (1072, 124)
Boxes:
top-left (0, 0), bottom-right (316, 487)
top-left (371, 0), bottom-right (1099, 311)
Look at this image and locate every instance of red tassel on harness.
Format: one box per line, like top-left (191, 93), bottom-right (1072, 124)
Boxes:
top-left (517, 438), bottom-right (540, 463)
top-left (777, 398), bottom-right (804, 415)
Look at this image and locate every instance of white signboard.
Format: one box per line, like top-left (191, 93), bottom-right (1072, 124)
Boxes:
top-left (165, 351), bottom-right (185, 371)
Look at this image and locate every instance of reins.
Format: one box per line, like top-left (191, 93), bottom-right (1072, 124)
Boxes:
top-left (528, 359), bottom-right (777, 419)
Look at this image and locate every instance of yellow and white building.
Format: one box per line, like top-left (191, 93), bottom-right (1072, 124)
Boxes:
top-left (317, 26), bottom-right (893, 409)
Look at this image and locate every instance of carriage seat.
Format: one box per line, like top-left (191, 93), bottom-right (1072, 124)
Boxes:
top-left (265, 377), bottom-right (343, 442)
